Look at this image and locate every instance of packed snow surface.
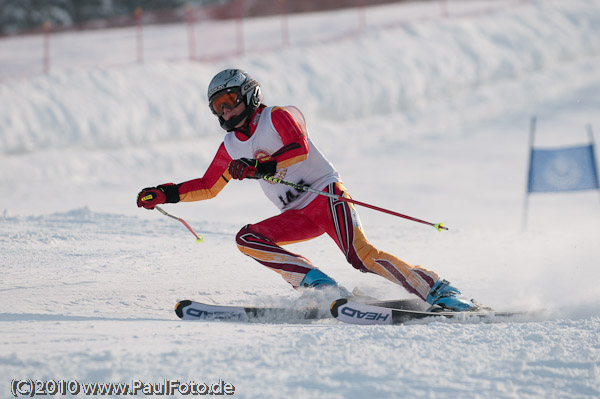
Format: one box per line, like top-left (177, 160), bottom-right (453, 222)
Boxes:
top-left (1, 1), bottom-right (600, 398)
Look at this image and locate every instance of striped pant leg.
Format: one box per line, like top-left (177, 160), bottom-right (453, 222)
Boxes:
top-left (235, 211), bottom-right (325, 288)
top-left (318, 183), bottom-right (440, 301)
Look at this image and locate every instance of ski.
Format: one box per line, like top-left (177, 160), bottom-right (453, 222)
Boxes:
top-left (330, 298), bottom-right (537, 325)
top-left (175, 298), bottom-right (427, 322)
top-left (174, 300), bottom-right (324, 322)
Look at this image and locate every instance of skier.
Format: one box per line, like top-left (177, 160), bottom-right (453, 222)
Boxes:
top-left (137, 69), bottom-right (478, 311)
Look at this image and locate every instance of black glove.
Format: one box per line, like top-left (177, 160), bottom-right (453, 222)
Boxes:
top-left (228, 156), bottom-right (277, 180)
top-left (136, 183), bottom-right (180, 209)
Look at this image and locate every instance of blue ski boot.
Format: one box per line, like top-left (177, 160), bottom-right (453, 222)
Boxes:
top-left (300, 269), bottom-right (338, 289)
top-left (426, 279), bottom-right (479, 312)
top-left (299, 269), bottom-right (350, 297)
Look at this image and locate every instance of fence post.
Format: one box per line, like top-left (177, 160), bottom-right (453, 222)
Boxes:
top-left (185, 3), bottom-right (197, 61)
top-left (357, 0), bottom-right (366, 34)
top-left (280, 0), bottom-right (290, 48)
top-left (135, 7), bottom-right (144, 63)
top-left (236, 0), bottom-right (245, 56)
top-left (43, 21), bottom-right (51, 73)
top-left (440, 0), bottom-right (449, 17)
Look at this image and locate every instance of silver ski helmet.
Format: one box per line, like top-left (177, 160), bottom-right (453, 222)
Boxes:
top-left (207, 69), bottom-right (262, 132)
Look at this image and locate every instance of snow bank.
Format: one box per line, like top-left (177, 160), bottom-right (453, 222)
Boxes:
top-left (1, 0), bottom-right (600, 155)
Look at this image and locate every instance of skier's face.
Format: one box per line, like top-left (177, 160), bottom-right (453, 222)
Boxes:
top-left (222, 102), bottom-right (247, 128)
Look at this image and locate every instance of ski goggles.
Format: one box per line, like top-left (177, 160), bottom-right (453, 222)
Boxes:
top-left (209, 90), bottom-right (242, 116)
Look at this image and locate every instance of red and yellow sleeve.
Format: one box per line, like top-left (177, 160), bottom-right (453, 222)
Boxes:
top-left (270, 106), bottom-right (309, 168)
top-left (178, 143), bottom-right (233, 202)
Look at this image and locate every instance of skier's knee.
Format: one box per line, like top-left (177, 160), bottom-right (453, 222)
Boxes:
top-left (236, 224), bottom-right (275, 253)
top-left (235, 224), bottom-right (253, 251)
top-left (347, 252), bottom-right (371, 273)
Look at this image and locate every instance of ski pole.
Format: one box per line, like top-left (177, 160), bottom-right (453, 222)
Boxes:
top-left (261, 175), bottom-right (448, 231)
top-left (155, 205), bottom-right (204, 243)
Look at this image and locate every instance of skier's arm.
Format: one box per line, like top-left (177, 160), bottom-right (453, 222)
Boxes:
top-left (227, 107), bottom-right (309, 181)
top-left (137, 143), bottom-right (232, 209)
top-left (269, 106), bottom-right (309, 168)
top-left (178, 142), bottom-right (233, 202)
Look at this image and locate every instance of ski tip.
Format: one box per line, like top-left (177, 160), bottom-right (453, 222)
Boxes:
top-left (175, 299), bottom-right (192, 319)
top-left (330, 298), bottom-right (348, 318)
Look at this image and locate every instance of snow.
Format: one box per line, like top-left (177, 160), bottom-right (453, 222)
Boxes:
top-left (1, 0), bottom-right (600, 398)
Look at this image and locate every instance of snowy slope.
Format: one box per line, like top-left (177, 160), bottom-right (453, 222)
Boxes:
top-left (1, 1), bottom-right (600, 398)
